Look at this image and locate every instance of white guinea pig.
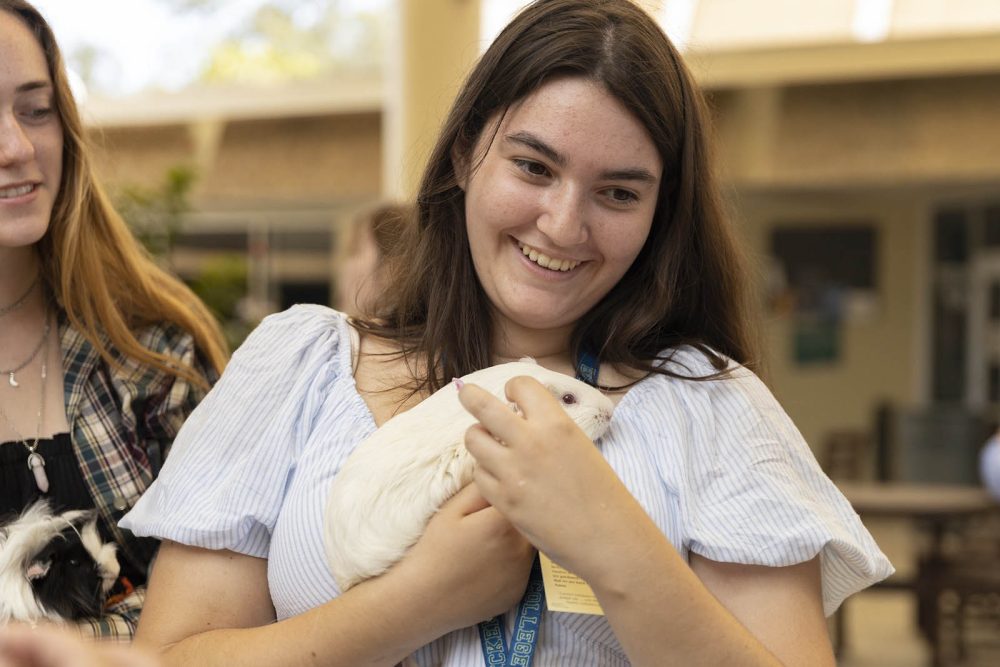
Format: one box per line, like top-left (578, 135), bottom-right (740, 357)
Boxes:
top-left (324, 359), bottom-right (614, 592)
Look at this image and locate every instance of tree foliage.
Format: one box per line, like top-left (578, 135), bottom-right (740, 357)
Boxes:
top-left (157, 0), bottom-right (387, 85)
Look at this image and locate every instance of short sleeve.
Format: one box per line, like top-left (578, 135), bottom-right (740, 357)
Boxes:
top-left (120, 305), bottom-right (347, 558)
top-left (667, 357), bottom-right (894, 617)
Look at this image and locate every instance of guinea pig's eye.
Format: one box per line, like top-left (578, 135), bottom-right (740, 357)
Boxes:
top-left (561, 393), bottom-right (577, 405)
top-left (68, 559), bottom-right (79, 566)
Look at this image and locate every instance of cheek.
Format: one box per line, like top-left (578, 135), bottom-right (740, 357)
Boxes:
top-left (594, 218), bottom-right (652, 265)
top-left (42, 126), bottom-right (64, 187)
top-left (466, 168), bottom-right (538, 235)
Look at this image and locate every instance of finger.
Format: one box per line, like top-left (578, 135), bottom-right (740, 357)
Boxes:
top-left (0, 624), bottom-right (92, 667)
top-left (0, 624), bottom-right (52, 664)
top-left (465, 423), bottom-right (508, 474)
top-left (504, 375), bottom-right (563, 421)
top-left (458, 383), bottom-right (526, 445)
top-left (439, 480), bottom-right (491, 516)
top-left (471, 461), bottom-right (504, 508)
top-left (463, 423), bottom-right (508, 467)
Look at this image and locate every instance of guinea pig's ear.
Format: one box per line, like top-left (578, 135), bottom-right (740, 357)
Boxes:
top-left (26, 559), bottom-right (51, 581)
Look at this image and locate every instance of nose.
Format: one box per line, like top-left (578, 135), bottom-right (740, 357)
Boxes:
top-left (536, 184), bottom-right (588, 247)
top-left (0, 114), bottom-right (35, 166)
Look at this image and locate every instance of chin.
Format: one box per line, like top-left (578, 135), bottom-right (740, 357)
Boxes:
top-left (0, 500), bottom-right (120, 624)
top-left (0, 221), bottom-right (50, 250)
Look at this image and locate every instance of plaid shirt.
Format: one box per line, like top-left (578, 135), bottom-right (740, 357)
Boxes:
top-left (59, 314), bottom-right (215, 640)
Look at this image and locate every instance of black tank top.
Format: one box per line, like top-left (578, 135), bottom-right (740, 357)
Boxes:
top-left (0, 433), bottom-right (90, 515)
top-left (0, 433), bottom-right (145, 584)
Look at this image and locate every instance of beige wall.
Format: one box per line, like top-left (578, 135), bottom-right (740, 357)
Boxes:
top-left (709, 73), bottom-right (1000, 457)
top-left (712, 74), bottom-right (1000, 189)
top-left (203, 113), bottom-right (381, 206)
top-left (88, 112), bottom-right (382, 209)
top-left (693, 0), bottom-right (857, 48)
top-left (387, 0), bottom-right (481, 198)
top-left (738, 192), bottom-right (931, 458)
top-left (89, 125), bottom-right (195, 190)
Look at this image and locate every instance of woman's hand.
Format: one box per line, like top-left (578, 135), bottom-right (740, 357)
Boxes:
top-left (391, 483), bottom-right (536, 634)
top-left (458, 376), bottom-right (644, 580)
top-left (0, 624), bottom-right (159, 667)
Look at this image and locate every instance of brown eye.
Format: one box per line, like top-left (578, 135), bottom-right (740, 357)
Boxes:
top-left (561, 393), bottom-right (577, 405)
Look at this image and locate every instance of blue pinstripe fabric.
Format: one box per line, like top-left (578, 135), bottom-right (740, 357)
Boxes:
top-left (122, 305), bottom-right (893, 664)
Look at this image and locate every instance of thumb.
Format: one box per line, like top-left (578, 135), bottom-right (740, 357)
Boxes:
top-left (439, 482), bottom-right (491, 517)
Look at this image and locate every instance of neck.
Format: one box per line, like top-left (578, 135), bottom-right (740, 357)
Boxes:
top-left (492, 318), bottom-right (576, 373)
top-left (0, 247), bottom-right (42, 306)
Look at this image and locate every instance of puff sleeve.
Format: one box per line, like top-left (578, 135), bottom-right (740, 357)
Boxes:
top-left (120, 305), bottom-right (346, 558)
top-left (649, 354), bottom-right (895, 617)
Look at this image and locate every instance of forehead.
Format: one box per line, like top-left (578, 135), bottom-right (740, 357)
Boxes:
top-left (494, 76), bottom-right (662, 175)
top-left (0, 12), bottom-right (51, 86)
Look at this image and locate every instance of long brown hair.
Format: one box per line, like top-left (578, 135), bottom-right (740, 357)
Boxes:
top-left (2, 0), bottom-right (228, 387)
top-left (361, 0), bottom-right (760, 393)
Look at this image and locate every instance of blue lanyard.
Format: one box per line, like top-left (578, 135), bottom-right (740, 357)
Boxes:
top-left (475, 349), bottom-right (599, 665)
top-left (477, 559), bottom-right (545, 666)
top-left (574, 348), bottom-right (600, 387)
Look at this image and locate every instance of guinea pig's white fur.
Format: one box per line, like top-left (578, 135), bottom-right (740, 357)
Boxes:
top-left (0, 499), bottom-right (120, 624)
top-left (324, 359), bottom-right (614, 592)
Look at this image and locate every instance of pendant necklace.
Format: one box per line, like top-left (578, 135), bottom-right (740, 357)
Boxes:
top-left (0, 310), bottom-right (51, 492)
top-left (0, 315), bottom-right (50, 388)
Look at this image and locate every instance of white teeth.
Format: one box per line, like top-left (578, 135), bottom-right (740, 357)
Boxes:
top-left (517, 242), bottom-right (580, 272)
top-left (0, 184), bottom-right (34, 199)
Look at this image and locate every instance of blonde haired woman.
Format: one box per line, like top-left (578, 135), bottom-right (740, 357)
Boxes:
top-left (0, 0), bottom-right (227, 638)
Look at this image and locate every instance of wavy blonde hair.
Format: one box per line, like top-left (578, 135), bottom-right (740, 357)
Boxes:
top-left (4, 0), bottom-right (228, 387)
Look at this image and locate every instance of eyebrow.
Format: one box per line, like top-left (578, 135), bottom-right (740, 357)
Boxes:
top-left (16, 81), bottom-right (52, 94)
top-left (504, 131), bottom-right (658, 184)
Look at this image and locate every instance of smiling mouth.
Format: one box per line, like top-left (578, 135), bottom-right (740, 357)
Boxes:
top-left (517, 241), bottom-right (581, 272)
top-left (0, 184), bottom-right (37, 199)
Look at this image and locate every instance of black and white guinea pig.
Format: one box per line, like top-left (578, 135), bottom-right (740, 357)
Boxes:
top-left (0, 499), bottom-right (120, 623)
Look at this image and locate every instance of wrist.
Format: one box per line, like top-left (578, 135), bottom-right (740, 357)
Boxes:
top-left (576, 510), bottom-right (678, 603)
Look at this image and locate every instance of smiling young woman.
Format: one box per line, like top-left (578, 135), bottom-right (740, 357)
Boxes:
top-left (124, 1), bottom-right (893, 666)
top-left (0, 0), bottom-right (227, 638)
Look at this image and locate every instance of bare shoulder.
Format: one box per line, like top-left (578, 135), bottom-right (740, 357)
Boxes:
top-left (352, 330), bottom-right (426, 427)
top-left (600, 363), bottom-right (646, 408)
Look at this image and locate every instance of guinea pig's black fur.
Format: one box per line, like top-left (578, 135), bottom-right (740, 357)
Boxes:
top-left (0, 500), bottom-right (120, 623)
top-left (29, 523), bottom-right (108, 619)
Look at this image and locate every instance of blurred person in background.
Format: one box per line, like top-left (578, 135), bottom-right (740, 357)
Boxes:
top-left (334, 202), bottom-right (409, 316)
top-left (123, 1), bottom-right (892, 665)
top-left (981, 428), bottom-right (1000, 500)
top-left (0, 0), bottom-right (227, 638)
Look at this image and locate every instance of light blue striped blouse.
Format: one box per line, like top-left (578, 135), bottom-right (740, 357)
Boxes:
top-left (121, 305), bottom-right (893, 666)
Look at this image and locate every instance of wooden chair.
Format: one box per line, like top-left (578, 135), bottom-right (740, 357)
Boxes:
top-left (933, 511), bottom-right (1000, 666)
top-left (820, 429), bottom-right (870, 482)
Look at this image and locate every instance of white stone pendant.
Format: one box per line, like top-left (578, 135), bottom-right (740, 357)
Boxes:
top-left (27, 452), bottom-right (48, 493)
top-left (8, 372), bottom-right (18, 388)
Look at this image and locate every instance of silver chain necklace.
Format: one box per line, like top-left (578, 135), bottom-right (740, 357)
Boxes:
top-left (0, 275), bottom-right (39, 318)
top-left (0, 316), bottom-right (51, 388)
top-left (0, 310), bottom-right (50, 492)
